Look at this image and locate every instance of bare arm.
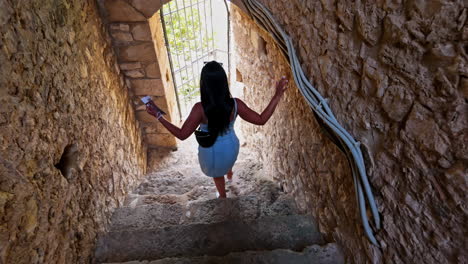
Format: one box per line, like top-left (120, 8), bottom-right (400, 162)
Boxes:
top-left (237, 76), bottom-right (288, 125)
top-left (147, 103), bottom-right (202, 140)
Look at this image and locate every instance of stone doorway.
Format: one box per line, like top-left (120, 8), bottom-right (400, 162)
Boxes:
top-left (160, 0), bottom-right (231, 118)
top-left (98, 0), bottom-right (247, 152)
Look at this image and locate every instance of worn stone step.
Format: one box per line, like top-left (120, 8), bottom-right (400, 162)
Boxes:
top-left (132, 160), bottom-right (267, 199)
top-left (95, 214), bottom-right (324, 263)
top-left (110, 194), bottom-right (298, 232)
top-left (102, 243), bottom-right (344, 264)
top-left (134, 169), bottom-right (210, 196)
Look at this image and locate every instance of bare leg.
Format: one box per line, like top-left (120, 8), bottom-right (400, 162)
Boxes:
top-left (226, 169), bottom-right (233, 181)
top-left (213, 177), bottom-right (226, 198)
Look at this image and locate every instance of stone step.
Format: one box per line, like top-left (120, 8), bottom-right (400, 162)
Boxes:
top-left (133, 170), bottom-right (211, 196)
top-left (132, 160), bottom-right (266, 198)
top-left (102, 243), bottom-right (344, 264)
top-left (95, 214), bottom-right (324, 263)
top-left (110, 194), bottom-right (298, 231)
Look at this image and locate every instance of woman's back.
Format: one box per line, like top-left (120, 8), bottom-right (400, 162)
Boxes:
top-left (198, 97), bottom-right (239, 178)
top-left (145, 60), bottom-right (288, 198)
top-left (199, 98), bottom-right (238, 131)
top-left (200, 107), bottom-right (237, 124)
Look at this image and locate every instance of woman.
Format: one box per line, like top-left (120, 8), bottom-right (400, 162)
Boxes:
top-left (146, 61), bottom-right (288, 198)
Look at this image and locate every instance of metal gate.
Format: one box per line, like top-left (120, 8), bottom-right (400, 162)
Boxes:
top-left (160, 0), bottom-right (230, 118)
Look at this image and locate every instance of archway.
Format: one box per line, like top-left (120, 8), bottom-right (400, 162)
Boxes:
top-left (100, 0), bottom-right (379, 247)
top-left (99, 0), bottom-right (248, 150)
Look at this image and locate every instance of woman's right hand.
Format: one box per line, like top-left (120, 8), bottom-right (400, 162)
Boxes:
top-left (146, 105), bottom-right (163, 119)
top-left (275, 76), bottom-right (289, 97)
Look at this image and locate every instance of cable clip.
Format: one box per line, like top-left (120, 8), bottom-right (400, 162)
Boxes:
top-left (317, 98), bottom-right (328, 109)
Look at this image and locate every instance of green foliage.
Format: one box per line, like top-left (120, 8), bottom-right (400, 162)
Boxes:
top-left (163, 0), bottom-right (213, 70)
top-left (179, 80), bottom-right (199, 99)
top-left (163, 0), bottom-right (215, 104)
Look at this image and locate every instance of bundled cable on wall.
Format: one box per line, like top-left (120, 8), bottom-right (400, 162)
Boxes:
top-left (239, 0), bottom-right (381, 245)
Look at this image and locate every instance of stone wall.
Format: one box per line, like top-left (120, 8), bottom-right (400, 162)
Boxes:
top-left (99, 0), bottom-right (179, 149)
top-left (233, 1), bottom-right (467, 263)
top-left (0, 0), bottom-right (147, 263)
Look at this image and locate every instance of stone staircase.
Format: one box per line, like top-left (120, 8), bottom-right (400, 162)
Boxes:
top-left (94, 140), bottom-right (344, 264)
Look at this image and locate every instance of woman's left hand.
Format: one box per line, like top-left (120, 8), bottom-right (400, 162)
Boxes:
top-left (275, 76), bottom-right (289, 97)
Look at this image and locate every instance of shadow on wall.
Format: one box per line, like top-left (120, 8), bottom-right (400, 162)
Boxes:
top-left (233, 1), bottom-right (467, 264)
top-left (0, 0), bottom-right (147, 263)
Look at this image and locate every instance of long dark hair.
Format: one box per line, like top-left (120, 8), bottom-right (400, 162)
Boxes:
top-left (200, 61), bottom-right (233, 136)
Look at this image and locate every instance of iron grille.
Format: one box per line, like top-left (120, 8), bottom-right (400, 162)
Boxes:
top-left (161, 0), bottom-right (230, 118)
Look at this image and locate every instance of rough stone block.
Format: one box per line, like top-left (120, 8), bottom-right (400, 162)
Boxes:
top-left (105, 0), bottom-right (146, 22)
top-left (136, 111), bottom-right (159, 124)
top-left (120, 62), bottom-right (141, 70)
top-left (94, 214), bottom-right (322, 263)
top-left (405, 104), bottom-right (449, 155)
top-left (0, 1), bottom-right (13, 26)
top-left (461, 77), bottom-right (468, 98)
top-left (382, 85), bottom-right (414, 121)
top-left (131, 23), bottom-right (152, 41)
top-left (145, 62), bottom-right (161, 78)
top-left (135, 97), bottom-right (168, 123)
top-left (236, 68), bottom-right (243, 82)
top-left (356, 6), bottom-right (382, 46)
top-left (111, 31), bottom-right (133, 42)
top-left (144, 133), bottom-right (177, 148)
top-left (130, 79), bottom-right (164, 96)
top-left (130, 0), bottom-right (171, 18)
top-left (123, 70), bottom-right (145, 78)
top-left (117, 43), bottom-right (157, 62)
top-left (142, 122), bottom-right (166, 134)
top-left (110, 23), bottom-right (130, 32)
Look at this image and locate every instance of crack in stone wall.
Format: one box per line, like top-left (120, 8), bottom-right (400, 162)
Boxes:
top-left (233, 1), bottom-right (467, 263)
top-left (0, 1), bottom-right (147, 263)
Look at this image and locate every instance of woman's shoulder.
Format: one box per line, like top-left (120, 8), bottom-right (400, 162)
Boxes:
top-left (191, 102), bottom-right (204, 115)
top-left (193, 102), bottom-right (203, 110)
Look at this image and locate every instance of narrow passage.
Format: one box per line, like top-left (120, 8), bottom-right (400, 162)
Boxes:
top-left (94, 137), bottom-right (344, 263)
top-left (127, 137), bottom-right (268, 205)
